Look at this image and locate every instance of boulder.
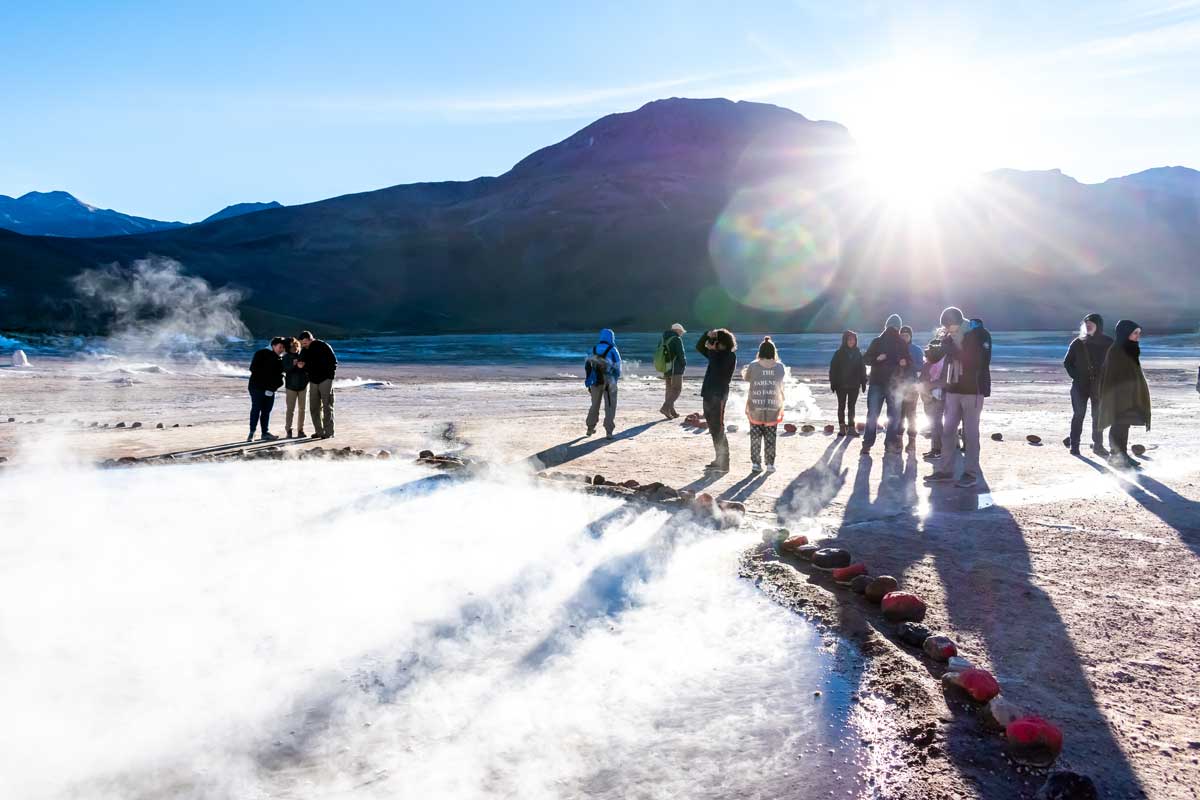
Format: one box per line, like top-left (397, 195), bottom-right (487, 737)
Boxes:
top-left (881, 591), bottom-right (927, 622)
top-left (1036, 771), bottom-right (1098, 800)
top-left (1027, 434), bottom-right (1042, 444)
top-left (778, 533), bottom-right (809, 551)
top-left (156, 423), bottom-right (164, 429)
top-left (115, 422), bottom-right (126, 428)
top-left (864, 575), bottom-right (899, 604)
top-left (131, 422), bottom-right (142, 428)
top-left (981, 695), bottom-right (1025, 731)
top-left (694, 492), bottom-right (715, 508)
top-left (812, 548), bottom-right (851, 570)
top-left (897, 622), bottom-right (931, 647)
top-left (849, 574), bottom-right (872, 594)
top-left (726, 424), bottom-right (738, 433)
top-left (949, 668), bottom-right (1001, 703)
top-left (922, 635), bottom-right (957, 661)
top-left (856, 422), bottom-right (865, 433)
top-left (947, 656), bottom-right (974, 671)
top-left (1007, 716), bottom-right (1064, 767)
top-left (832, 563), bottom-right (867, 582)
top-left (377, 451), bottom-right (391, 459)
top-left (173, 423), bottom-right (180, 428)
top-left (824, 424), bottom-right (835, 434)
top-left (592, 474), bottom-right (605, 485)
top-left (783, 423), bottom-right (798, 434)
top-left (991, 432), bottom-right (1003, 441)
top-left (794, 544), bottom-right (820, 561)
top-left (1131, 443), bottom-right (1146, 457)
top-left (801, 424), bottom-right (816, 433)
top-left (418, 449), bottom-right (435, 459)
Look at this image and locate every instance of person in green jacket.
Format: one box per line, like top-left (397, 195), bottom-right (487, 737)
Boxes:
top-left (659, 323), bottom-right (687, 419)
top-left (1097, 320), bottom-right (1151, 470)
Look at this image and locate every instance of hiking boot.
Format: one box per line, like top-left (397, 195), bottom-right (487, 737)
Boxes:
top-left (605, 431), bottom-right (614, 441)
top-left (286, 429), bottom-right (293, 439)
top-left (750, 462), bottom-right (762, 473)
top-left (847, 428), bottom-right (860, 437)
top-left (954, 472), bottom-right (978, 488)
top-left (1069, 446), bottom-right (1081, 456)
top-left (298, 429), bottom-right (307, 437)
top-left (1092, 443), bottom-right (1110, 457)
top-left (924, 471), bottom-right (955, 483)
top-left (260, 433), bottom-right (279, 442)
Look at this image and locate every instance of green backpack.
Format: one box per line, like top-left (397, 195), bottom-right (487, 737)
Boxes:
top-left (653, 336), bottom-right (674, 375)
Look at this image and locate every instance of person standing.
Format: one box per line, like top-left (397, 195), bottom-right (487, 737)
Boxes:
top-left (899, 325), bottom-right (925, 453)
top-left (742, 336), bottom-right (786, 473)
top-left (920, 328), bottom-right (948, 461)
top-left (281, 336), bottom-right (309, 438)
top-left (828, 330), bottom-right (866, 436)
top-left (247, 337), bottom-right (286, 443)
top-left (1063, 313), bottom-right (1112, 456)
top-left (925, 309), bottom-right (992, 488)
top-left (297, 331), bottom-right (338, 439)
top-left (697, 328), bottom-right (738, 472)
top-left (584, 328), bottom-right (622, 439)
top-left (862, 314), bottom-right (909, 455)
top-left (1098, 320), bottom-right (1151, 470)
top-left (658, 323), bottom-right (687, 419)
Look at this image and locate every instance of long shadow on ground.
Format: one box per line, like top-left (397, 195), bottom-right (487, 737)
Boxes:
top-left (526, 419), bottom-right (662, 471)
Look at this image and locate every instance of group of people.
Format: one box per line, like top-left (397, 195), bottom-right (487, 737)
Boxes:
top-left (247, 331), bottom-right (339, 442)
top-left (580, 306), bottom-right (1154, 487)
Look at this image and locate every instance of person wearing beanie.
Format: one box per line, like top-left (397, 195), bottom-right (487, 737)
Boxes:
top-left (1097, 320), bottom-right (1151, 469)
top-left (861, 313), bottom-right (910, 455)
top-left (1063, 313), bottom-right (1113, 456)
top-left (829, 330), bottom-right (867, 436)
top-left (899, 325), bottom-right (925, 453)
top-left (658, 322), bottom-right (688, 419)
top-left (924, 308), bottom-right (992, 488)
top-left (697, 328), bottom-right (738, 472)
top-left (741, 336), bottom-right (786, 472)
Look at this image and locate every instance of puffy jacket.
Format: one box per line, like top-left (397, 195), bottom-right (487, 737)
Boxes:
top-left (584, 328), bottom-right (622, 387)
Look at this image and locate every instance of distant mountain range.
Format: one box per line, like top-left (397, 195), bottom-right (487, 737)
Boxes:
top-left (0, 97), bottom-right (1197, 335)
top-left (0, 192), bottom-right (283, 237)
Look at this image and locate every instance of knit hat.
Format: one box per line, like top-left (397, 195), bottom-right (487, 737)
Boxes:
top-left (884, 314), bottom-right (903, 331)
top-left (940, 307), bottom-right (965, 327)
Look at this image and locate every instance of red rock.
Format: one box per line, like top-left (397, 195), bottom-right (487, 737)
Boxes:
top-left (856, 422), bottom-right (865, 432)
top-left (951, 668), bottom-right (1001, 703)
top-left (694, 492), bottom-right (714, 508)
top-left (881, 591), bottom-right (927, 622)
top-left (1006, 716), bottom-right (1064, 766)
top-left (779, 534), bottom-right (810, 552)
top-left (697, 420), bottom-right (709, 430)
top-left (824, 424), bottom-right (835, 434)
top-left (783, 423), bottom-right (798, 434)
top-left (1027, 434), bottom-right (1042, 445)
top-left (718, 500), bottom-right (746, 514)
top-left (832, 563), bottom-right (867, 582)
top-left (922, 635), bottom-right (957, 661)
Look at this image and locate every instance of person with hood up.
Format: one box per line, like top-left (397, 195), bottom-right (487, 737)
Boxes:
top-left (742, 336), bottom-right (786, 472)
top-left (924, 308), bottom-right (992, 488)
top-left (828, 330), bottom-right (867, 436)
top-left (861, 314), bottom-right (910, 455)
top-left (659, 323), bottom-right (687, 419)
top-left (584, 328), bottom-right (622, 439)
top-left (1097, 320), bottom-right (1151, 470)
top-left (899, 325), bottom-right (925, 453)
top-left (697, 328), bottom-right (738, 472)
top-left (1063, 313), bottom-right (1113, 456)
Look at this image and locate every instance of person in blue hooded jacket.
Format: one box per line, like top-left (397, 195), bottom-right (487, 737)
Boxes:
top-left (584, 328), bottom-right (622, 439)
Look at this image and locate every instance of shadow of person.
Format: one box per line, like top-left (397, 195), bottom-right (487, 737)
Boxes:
top-left (1083, 464), bottom-right (1200, 559)
top-left (720, 471), bottom-right (770, 502)
top-left (774, 437), bottom-right (851, 524)
top-left (526, 419), bottom-right (662, 470)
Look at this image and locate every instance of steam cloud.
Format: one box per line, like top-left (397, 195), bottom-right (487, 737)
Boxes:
top-left (72, 257), bottom-right (248, 355)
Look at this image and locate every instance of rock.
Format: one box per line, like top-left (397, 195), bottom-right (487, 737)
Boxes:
top-left (156, 423), bottom-right (164, 429)
top-left (780, 533), bottom-right (812, 551)
top-left (117, 456), bottom-right (138, 464)
top-left (881, 591), bottom-right (927, 622)
top-left (131, 422), bottom-right (142, 428)
top-left (717, 500), bottom-right (746, 514)
top-left (1036, 771), bottom-right (1098, 800)
top-left (622, 479), bottom-right (640, 489)
top-left (832, 563), bottom-right (867, 582)
top-left (592, 474), bottom-right (605, 485)
top-left (812, 548), bottom-right (851, 570)
top-left (726, 424), bottom-right (738, 433)
top-left (1131, 443), bottom-right (1146, 456)
top-left (6, 417), bottom-right (13, 422)
top-left (172, 423), bottom-right (180, 427)
top-left (824, 424), bottom-right (835, 434)
top-left (694, 492), bottom-right (715, 509)
top-left (897, 622), bottom-right (931, 647)
top-left (1062, 436), bottom-right (1072, 448)
top-left (36, 418), bottom-right (45, 424)
top-left (418, 449), bottom-right (435, 459)
top-left (377, 450), bottom-right (391, 459)
top-left (856, 422), bottom-right (865, 433)
top-left (794, 544), bottom-right (820, 561)
top-left (801, 424), bottom-right (816, 433)
top-left (991, 432), bottom-right (1003, 441)
top-left (922, 635), bottom-right (957, 661)
top-left (982, 695), bottom-right (1025, 731)
top-left (783, 423), bottom-right (798, 434)
top-left (678, 489), bottom-right (696, 502)
top-left (864, 575), bottom-right (899, 604)
top-left (1027, 434), bottom-right (1042, 444)
top-left (115, 422), bottom-right (126, 428)
top-left (947, 656), bottom-right (974, 671)
top-left (696, 420), bottom-right (709, 430)
top-left (1007, 716), bottom-right (1064, 767)
top-left (949, 668), bottom-right (1001, 703)
top-left (762, 528), bottom-right (790, 545)
top-left (849, 574), bottom-right (872, 594)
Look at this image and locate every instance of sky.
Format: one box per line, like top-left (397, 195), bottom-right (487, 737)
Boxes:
top-left (2, 0), bottom-right (1199, 221)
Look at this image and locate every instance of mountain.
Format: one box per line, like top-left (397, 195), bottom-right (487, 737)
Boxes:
top-left (0, 97), bottom-right (1197, 335)
top-left (0, 191), bottom-right (186, 238)
top-left (201, 201), bottom-right (283, 224)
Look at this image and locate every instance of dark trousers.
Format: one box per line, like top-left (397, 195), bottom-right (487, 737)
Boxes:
top-left (1109, 423), bottom-right (1130, 455)
top-left (248, 386), bottom-right (276, 436)
top-left (749, 424), bottom-right (777, 466)
top-left (923, 391), bottom-right (945, 453)
top-left (703, 393), bottom-right (729, 467)
top-left (836, 388), bottom-right (859, 428)
top-left (900, 390), bottom-right (919, 438)
top-left (1070, 382), bottom-right (1101, 448)
top-left (863, 384), bottom-right (901, 449)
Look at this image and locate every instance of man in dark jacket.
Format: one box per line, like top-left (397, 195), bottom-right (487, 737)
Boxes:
top-left (828, 330), bottom-right (867, 436)
top-left (861, 314), bottom-right (910, 455)
top-left (247, 337), bottom-right (286, 442)
top-left (660, 323), bottom-right (687, 419)
top-left (925, 309), bottom-right (992, 488)
top-left (297, 331), bottom-right (338, 438)
top-left (697, 329), bottom-right (737, 472)
top-left (1063, 313), bottom-right (1112, 456)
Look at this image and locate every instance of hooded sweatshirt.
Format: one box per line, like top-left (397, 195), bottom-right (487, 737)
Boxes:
top-left (829, 331), bottom-right (867, 392)
top-left (584, 328), bottom-right (622, 387)
top-left (1063, 313), bottom-right (1113, 386)
top-left (742, 357), bottom-right (787, 425)
top-left (662, 328), bottom-right (686, 376)
top-left (863, 315), bottom-right (909, 387)
top-left (1098, 320), bottom-right (1151, 430)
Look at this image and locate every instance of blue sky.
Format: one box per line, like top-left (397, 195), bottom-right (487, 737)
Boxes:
top-left (3, 0), bottom-right (1198, 221)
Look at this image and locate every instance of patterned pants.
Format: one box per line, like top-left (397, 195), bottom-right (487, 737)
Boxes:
top-left (749, 424), bottom-right (777, 466)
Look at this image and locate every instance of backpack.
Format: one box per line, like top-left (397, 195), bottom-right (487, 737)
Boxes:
top-left (585, 344), bottom-right (614, 385)
top-left (653, 336), bottom-right (674, 375)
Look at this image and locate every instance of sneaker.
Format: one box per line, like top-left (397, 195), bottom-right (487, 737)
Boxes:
top-left (750, 462), bottom-right (762, 473)
top-left (260, 433), bottom-right (279, 442)
top-left (766, 464), bottom-right (777, 473)
top-left (298, 430), bottom-right (307, 437)
top-left (924, 471), bottom-right (955, 483)
top-left (954, 472), bottom-right (978, 488)
top-left (1092, 444), bottom-right (1110, 457)
top-left (922, 450), bottom-right (940, 461)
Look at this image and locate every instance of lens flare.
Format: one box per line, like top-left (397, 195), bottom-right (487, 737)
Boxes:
top-left (708, 185), bottom-right (840, 312)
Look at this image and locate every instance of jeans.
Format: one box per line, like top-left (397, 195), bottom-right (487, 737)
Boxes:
top-left (939, 393), bottom-right (984, 476)
top-left (835, 388), bottom-right (859, 429)
top-left (863, 384), bottom-right (900, 449)
top-left (923, 391), bottom-right (945, 453)
top-left (587, 381), bottom-right (618, 434)
top-left (703, 393), bottom-right (729, 467)
top-left (662, 374), bottom-right (683, 416)
top-left (309, 379), bottom-right (335, 436)
top-left (248, 386), bottom-right (276, 436)
top-left (1070, 381), bottom-right (1101, 448)
top-left (286, 386), bottom-right (307, 432)
top-left (749, 424), bottom-right (777, 466)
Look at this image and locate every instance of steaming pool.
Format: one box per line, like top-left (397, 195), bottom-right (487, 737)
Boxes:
top-left (1, 460), bottom-right (867, 799)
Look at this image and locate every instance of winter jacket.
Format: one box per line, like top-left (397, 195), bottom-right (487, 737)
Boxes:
top-left (828, 331), bottom-right (867, 393)
top-left (696, 332), bottom-right (737, 399)
top-left (904, 343), bottom-right (925, 381)
top-left (662, 329), bottom-right (686, 376)
top-left (1064, 333), bottom-right (1112, 386)
top-left (301, 339), bottom-right (338, 384)
top-left (282, 352), bottom-right (309, 391)
top-left (864, 328), bottom-right (909, 387)
top-left (584, 328), bottom-right (622, 387)
top-left (1098, 320), bottom-right (1151, 431)
top-left (926, 324), bottom-right (992, 397)
top-left (742, 358), bottom-right (786, 425)
top-left (248, 348), bottom-right (284, 392)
